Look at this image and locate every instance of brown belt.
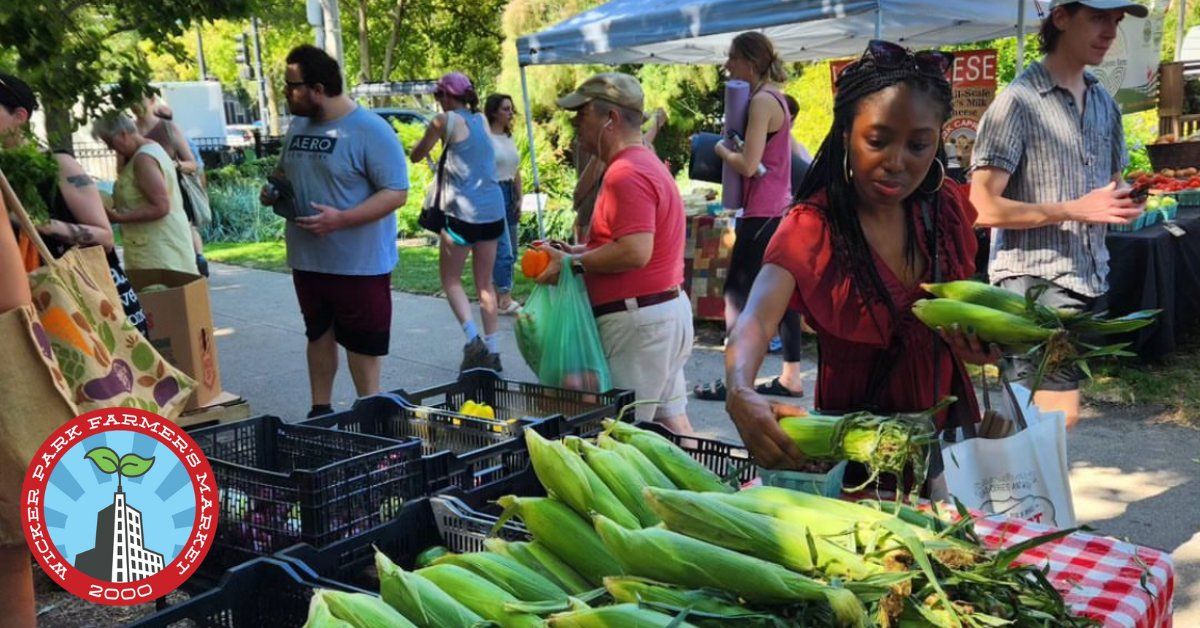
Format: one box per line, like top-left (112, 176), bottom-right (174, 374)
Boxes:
top-left (592, 289), bottom-right (680, 318)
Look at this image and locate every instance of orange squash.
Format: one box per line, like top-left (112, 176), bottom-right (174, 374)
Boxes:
top-left (521, 248), bottom-right (551, 279)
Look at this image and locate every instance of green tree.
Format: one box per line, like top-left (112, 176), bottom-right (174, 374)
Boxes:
top-left (0, 0), bottom-right (257, 147)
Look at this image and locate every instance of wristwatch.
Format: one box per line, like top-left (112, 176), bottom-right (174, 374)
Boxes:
top-left (569, 253), bottom-right (585, 273)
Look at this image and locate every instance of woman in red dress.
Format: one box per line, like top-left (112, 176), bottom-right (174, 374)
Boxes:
top-left (725, 41), bottom-right (1000, 472)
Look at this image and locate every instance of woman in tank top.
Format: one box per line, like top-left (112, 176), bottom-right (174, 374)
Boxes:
top-left (92, 113), bottom-right (197, 276)
top-left (0, 74), bottom-right (148, 335)
top-left (694, 32), bottom-right (807, 402)
top-left (411, 73), bottom-right (507, 373)
top-left (484, 93), bottom-right (524, 315)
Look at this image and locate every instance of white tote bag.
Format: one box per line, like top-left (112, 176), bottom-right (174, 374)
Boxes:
top-left (941, 381), bottom-right (1077, 528)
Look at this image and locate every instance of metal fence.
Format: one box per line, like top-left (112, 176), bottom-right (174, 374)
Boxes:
top-left (72, 134), bottom-right (286, 181)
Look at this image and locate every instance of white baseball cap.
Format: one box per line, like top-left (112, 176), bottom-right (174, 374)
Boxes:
top-left (1047, 0), bottom-right (1149, 18)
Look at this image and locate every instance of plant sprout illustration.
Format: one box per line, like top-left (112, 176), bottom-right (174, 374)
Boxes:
top-left (85, 447), bottom-right (155, 491)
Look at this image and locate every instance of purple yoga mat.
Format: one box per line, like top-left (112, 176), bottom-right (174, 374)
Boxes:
top-left (722, 80), bottom-right (751, 210)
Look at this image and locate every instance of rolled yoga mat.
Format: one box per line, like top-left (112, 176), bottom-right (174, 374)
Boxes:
top-left (722, 79), bottom-right (751, 210)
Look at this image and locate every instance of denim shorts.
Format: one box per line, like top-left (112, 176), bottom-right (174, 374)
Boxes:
top-left (996, 275), bottom-right (1107, 391)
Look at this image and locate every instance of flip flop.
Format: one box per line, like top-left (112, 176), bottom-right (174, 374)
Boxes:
top-left (693, 379), bottom-right (727, 401)
top-left (755, 377), bottom-right (804, 398)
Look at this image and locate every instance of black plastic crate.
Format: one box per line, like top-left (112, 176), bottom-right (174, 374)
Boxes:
top-left (130, 557), bottom-right (365, 628)
top-left (190, 415), bottom-right (425, 571)
top-left (301, 393), bottom-right (557, 494)
top-left (401, 368), bottom-right (634, 438)
top-left (279, 495), bottom-right (528, 590)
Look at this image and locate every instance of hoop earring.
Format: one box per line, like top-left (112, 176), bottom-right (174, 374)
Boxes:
top-left (920, 159), bottom-right (946, 194)
top-left (843, 151), bottom-right (852, 183)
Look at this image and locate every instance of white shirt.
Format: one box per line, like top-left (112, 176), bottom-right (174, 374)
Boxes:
top-left (489, 130), bottom-right (520, 181)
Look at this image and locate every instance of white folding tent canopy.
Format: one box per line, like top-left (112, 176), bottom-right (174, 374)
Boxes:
top-left (514, 0), bottom-right (1048, 234)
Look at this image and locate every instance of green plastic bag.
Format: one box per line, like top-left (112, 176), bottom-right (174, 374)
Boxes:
top-left (518, 266), bottom-right (612, 392)
top-left (515, 282), bottom-right (551, 375)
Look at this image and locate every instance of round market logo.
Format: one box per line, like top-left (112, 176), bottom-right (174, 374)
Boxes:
top-left (22, 407), bottom-right (218, 606)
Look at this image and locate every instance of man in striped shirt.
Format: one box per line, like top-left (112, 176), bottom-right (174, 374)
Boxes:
top-left (970, 0), bottom-right (1146, 429)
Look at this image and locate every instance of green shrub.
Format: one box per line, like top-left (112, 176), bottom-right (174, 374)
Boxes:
top-left (207, 153), bottom-right (279, 187)
top-left (203, 180), bottom-right (285, 243)
top-left (518, 207), bottom-right (575, 245)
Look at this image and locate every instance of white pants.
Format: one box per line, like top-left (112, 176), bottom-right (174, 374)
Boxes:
top-left (595, 293), bottom-right (694, 422)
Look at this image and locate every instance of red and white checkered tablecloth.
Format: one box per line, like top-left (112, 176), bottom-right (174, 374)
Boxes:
top-left (971, 515), bottom-right (1174, 628)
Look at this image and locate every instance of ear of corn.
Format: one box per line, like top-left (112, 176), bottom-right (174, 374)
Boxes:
top-left (601, 420), bottom-right (733, 493)
top-left (921, 281), bottom-right (1030, 317)
top-left (596, 433), bottom-right (677, 489)
top-left (592, 515), bottom-right (868, 627)
top-left (526, 430), bottom-right (641, 528)
top-left (485, 538), bottom-right (594, 596)
top-left (432, 551), bottom-right (568, 602)
top-left (545, 603), bottom-right (698, 627)
top-left (604, 576), bottom-right (781, 625)
top-left (303, 590), bottom-right (354, 628)
top-left (569, 438), bottom-right (661, 526)
top-left (495, 495), bottom-right (624, 586)
top-left (643, 487), bottom-right (883, 580)
top-left (317, 589), bottom-right (418, 628)
top-left (911, 298), bottom-right (1059, 346)
top-left (376, 551), bottom-right (484, 627)
top-left (416, 563), bottom-right (543, 628)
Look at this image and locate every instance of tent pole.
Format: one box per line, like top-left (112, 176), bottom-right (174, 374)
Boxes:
top-left (1177, 0), bottom-right (1188, 61)
top-left (1016, 0), bottom-right (1027, 73)
top-left (875, 6), bottom-right (883, 39)
top-left (519, 64), bottom-right (546, 240)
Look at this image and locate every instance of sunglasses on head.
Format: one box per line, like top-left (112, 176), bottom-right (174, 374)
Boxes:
top-left (861, 40), bottom-right (953, 77)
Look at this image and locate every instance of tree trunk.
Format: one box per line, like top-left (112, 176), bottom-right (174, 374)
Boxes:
top-left (264, 67), bottom-right (283, 136)
top-left (43, 104), bottom-right (75, 153)
top-left (381, 0), bottom-right (407, 81)
top-left (357, 0), bottom-right (371, 83)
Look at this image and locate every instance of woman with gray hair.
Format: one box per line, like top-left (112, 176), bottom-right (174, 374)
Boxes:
top-left (92, 113), bottom-right (197, 274)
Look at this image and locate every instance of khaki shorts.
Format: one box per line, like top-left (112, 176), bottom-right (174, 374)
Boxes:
top-left (596, 293), bottom-right (694, 422)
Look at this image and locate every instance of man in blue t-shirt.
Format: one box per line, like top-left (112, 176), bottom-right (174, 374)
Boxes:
top-left (261, 45), bottom-right (409, 417)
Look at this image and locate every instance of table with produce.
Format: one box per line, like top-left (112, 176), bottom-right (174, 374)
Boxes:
top-left (295, 418), bottom-right (1173, 628)
top-left (133, 281), bottom-right (1174, 627)
top-left (1108, 169), bottom-right (1200, 359)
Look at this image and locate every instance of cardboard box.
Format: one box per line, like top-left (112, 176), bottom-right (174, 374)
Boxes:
top-left (126, 269), bottom-right (222, 410)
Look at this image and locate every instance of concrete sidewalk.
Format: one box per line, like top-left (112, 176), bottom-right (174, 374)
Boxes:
top-left (206, 261), bottom-right (1197, 622)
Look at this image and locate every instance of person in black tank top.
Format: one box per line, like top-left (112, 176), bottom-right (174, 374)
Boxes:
top-left (0, 73), bottom-right (148, 335)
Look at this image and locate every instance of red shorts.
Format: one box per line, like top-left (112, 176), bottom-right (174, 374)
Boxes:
top-left (292, 270), bottom-right (392, 356)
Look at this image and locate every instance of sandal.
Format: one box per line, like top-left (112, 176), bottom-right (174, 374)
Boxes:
top-left (755, 377), bottom-right (804, 398)
top-left (693, 379), bottom-right (727, 401)
top-left (498, 301), bottom-right (523, 315)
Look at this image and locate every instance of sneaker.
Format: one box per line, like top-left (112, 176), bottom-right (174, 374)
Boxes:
top-left (768, 336), bottom-right (783, 354)
top-left (460, 336), bottom-right (491, 372)
top-left (485, 352), bottom-right (503, 372)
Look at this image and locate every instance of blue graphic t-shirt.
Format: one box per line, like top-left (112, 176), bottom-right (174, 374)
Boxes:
top-left (282, 106), bottom-right (409, 275)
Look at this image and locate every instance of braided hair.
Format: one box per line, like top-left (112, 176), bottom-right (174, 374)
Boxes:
top-left (795, 49), bottom-right (954, 317)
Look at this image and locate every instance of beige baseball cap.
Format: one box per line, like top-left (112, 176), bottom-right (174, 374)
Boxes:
top-left (556, 72), bottom-right (644, 113)
top-left (1048, 0), bottom-right (1149, 18)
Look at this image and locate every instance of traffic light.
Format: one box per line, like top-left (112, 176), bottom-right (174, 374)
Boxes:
top-left (235, 33), bottom-right (250, 67)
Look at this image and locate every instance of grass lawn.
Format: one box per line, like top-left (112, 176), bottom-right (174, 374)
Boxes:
top-left (205, 240), bottom-right (536, 300)
top-left (1083, 337), bottom-right (1200, 426)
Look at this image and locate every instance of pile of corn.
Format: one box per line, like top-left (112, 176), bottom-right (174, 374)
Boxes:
top-left (912, 280), bottom-right (1158, 391)
top-left (305, 420), bottom-right (1094, 627)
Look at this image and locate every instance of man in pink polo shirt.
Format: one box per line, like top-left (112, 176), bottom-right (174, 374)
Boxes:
top-left (535, 73), bottom-right (694, 432)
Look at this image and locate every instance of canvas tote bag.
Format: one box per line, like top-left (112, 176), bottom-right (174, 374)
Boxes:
top-left (3, 170), bottom-right (196, 419)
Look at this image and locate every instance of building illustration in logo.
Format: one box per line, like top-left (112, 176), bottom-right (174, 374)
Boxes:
top-left (72, 446), bottom-right (165, 582)
top-left (75, 488), bottom-right (165, 582)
